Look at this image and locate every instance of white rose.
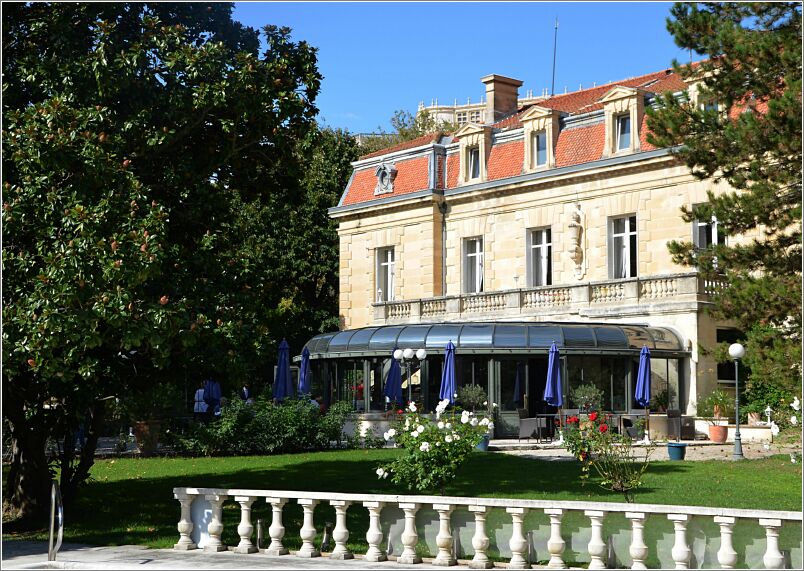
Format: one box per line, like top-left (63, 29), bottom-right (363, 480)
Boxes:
top-left (461, 415), bottom-right (469, 424)
top-left (388, 428), bottom-right (396, 437)
top-left (446, 422), bottom-right (452, 429)
top-left (771, 422), bottom-right (780, 436)
top-left (437, 421), bottom-right (445, 429)
top-left (383, 432), bottom-right (390, 441)
top-left (470, 418), bottom-right (479, 426)
top-left (790, 453), bottom-right (797, 464)
top-left (420, 442), bottom-right (430, 452)
top-left (417, 425), bottom-right (424, 433)
top-left (408, 402), bottom-right (417, 412)
top-left (790, 415), bottom-right (798, 426)
top-left (483, 401), bottom-right (488, 406)
top-left (453, 433), bottom-right (460, 440)
top-left (445, 435), bottom-right (453, 443)
top-left (376, 468), bottom-right (385, 477)
top-left (479, 418), bottom-right (489, 426)
top-left (383, 471), bottom-right (389, 479)
top-left (436, 441), bottom-right (441, 446)
top-left (792, 397), bottom-right (801, 411)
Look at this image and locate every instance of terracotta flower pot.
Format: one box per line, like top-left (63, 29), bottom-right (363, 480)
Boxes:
top-left (747, 412), bottom-right (761, 426)
top-left (708, 424), bottom-right (728, 443)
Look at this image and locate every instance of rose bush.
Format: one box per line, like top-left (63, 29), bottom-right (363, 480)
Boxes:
top-left (563, 412), bottom-right (654, 502)
top-left (375, 400), bottom-right (493, 495)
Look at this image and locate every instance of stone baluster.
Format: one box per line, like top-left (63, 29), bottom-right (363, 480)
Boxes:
top-left (204, 494), bottom-right (228, 552)
top-left (329, 500), bottom-right (353, 560)
top-left (506, 507), bottom-right (529, 569)
top-left (234, 496), bottom-right (258, 554)
top-left (433, 503), bottom-right (456, 566)
top-left (585, 510), bottom-right (607, 569)
top-left (297, 499), bottom-right (320, 558)
top-left (468, 506), bottom-right (492, 569)
top-left (759, 518), bottom-right (784, 569)
top-left (173, 491), bottom-right (197, 550)
top-left (714, 516), bottom-right (737, 569)
top-left (544, 508), bottom-right (566, 569)
top-left (264, 498), bottom-right (289, 556)
top-left (626, 512), bottom-right (648, 570)
top-left (667, 514), bottom-right (690, 569)
top-left (363, 501), bottom-right (387, 562)
top-left (398, 502), bottom-right (422, 564)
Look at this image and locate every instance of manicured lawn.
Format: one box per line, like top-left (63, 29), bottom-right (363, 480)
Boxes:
top-left (3, 449), bottom-right (801, 553)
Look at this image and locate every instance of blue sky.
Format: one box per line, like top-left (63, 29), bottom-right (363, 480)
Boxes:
top-left (233, 2), bottom-right (691, 134)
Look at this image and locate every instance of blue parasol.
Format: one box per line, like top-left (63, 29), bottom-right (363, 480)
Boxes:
top-left (273, 339), bottom-right (293, 402)
top-left (543, 342), bottom-right (563, 407)
top-left (383, 351), bottom-right (403, 406)
top-left (298, 346), bottom-right (311, 395)
top-left (635, 345), bottom-right (652, 442)
top-left (439, 340), bottom-right (456, 404)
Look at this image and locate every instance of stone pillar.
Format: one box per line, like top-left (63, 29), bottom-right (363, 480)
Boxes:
top-left (173, 491), bottom-right (197, 550)
top-left (667, 514), bottom-right (690, 569)
top-left (625, 512), bottom-right (647, 570)
top-left (585, 510), bottom-right (607, 569)
top-left (544, 508), bottom-right (566, 569)
top-left (265, 498), bottom-right (289, 556)
top-left (204, 494), bottom-right (227, 552)
top-left (506, 507), bottom-right (529, 569)
top-left (468, 506), bottom-right (493, 569)
top-left (329, 500), bottom-right (354, 560)
top-left (363, 501), bottom-right (387, 562)
top-left (714, 516), bottom-right (737, 569)
top-left (433, 503), bottom-right (457, 566)
top-left (297, 499), bottom-right (320, 558)
top-left (398, 502), bottom-right (422, 564)
top-left (759, 518), bottom-right (784, 569)
top-left (233, 496), bottom-right (258, 554)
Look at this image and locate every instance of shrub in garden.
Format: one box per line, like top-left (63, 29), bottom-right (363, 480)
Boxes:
top-left (563, 412), bottom-right (654, 502)
top-left (570, 383), bottom-right (605, 412)
top-left (164, 396), bottom-right (354, 456)
top-left (375, 400), bottom-right (493, 495)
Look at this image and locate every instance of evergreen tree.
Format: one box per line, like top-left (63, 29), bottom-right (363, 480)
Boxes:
top-left (646, 2), bottom-right (802, 394)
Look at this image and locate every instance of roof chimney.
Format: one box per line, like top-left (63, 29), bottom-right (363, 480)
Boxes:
top-left (480, 74), bottom-right (524, 123)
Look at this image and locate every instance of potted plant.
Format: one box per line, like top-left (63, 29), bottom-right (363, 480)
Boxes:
top-left (457, 384), bottom-right (494, 450)
top-left (121, 383), bottom-right (182, 456)
top-left (696, 389), bottom-right (733, 443)
top-left (650, 389), bottom-right (670, 413)
top-left (742, 401), bottom-right (764, 426)
top-left (570, 383), bottom-right (604, 413)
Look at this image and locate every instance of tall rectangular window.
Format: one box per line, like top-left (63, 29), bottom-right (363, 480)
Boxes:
top-left (533, 131), bottom-right (547, 167)
top-left (528, 228), bottom-right (552, 286)
top-left (376, 247), bottom-right (395, 302)
top-left (468, 146), bottom-right (481, 180)
top-left (463, 237), bottom-right (484, 293)
top-left (609, 215), bottom-right (637, 279)
top-left (693, 211), bottom-right (726, 249)
top-left (616, 114), bottom-right (631, 151)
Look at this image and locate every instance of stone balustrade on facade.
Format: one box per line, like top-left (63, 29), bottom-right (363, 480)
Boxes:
top-left (173, 487), bottom-right (801, 569)
top-left (372, 273), bottom-right (720, 325)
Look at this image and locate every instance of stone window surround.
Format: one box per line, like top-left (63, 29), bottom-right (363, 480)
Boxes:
top-left (454, 124), bottom-right (492, 185)
top-left (526, 226), bottom-right (552, 287)
top-left (608, 213), bottom-right (638, 280)
top-left (601, 86), bottom-right (643, 157)
top-left (462, 236), bottom-right (484, 294)
top-left (520, 106), bottom-right (559, 172)
top-left (375, 246), bottom-right (395, 302)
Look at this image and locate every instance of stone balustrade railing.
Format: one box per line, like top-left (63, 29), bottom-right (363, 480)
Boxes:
top-left (373, 273), bottom-right (718, 325)
top-left (173, 487), bottom-right (801, 569)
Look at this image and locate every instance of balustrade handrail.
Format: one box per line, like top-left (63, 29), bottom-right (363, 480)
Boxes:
top-left (173, 487), bottom-right (801, 521)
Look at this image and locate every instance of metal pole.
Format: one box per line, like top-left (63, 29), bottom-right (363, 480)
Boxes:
top-left (551, 18), bottom-right (559, 96)
top-left (733, 359), bottom-right (744, 459)
top-left (407, 361), bottom-right (412, 404)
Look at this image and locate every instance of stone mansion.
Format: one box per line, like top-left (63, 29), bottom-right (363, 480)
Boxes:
top-left (301, 65), bottom-right (749, 437)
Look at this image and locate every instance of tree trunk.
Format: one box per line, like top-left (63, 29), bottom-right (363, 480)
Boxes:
top-left (60, 401), bottom-right (105, 504)
top-left (4, 418), bottom-right (52, 530)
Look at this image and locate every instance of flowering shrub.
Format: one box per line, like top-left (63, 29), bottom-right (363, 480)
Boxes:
top-left (375, 400), bottom-right (493, 494)
top-left (563, 412), bottom-right (653, 502)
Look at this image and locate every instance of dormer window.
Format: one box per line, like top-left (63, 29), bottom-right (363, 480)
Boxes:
top-left (469, 146), bottom-right (481, 180)
top-left (533, 131), bottom-right (547, 167)
top-left (616, 115), bottom-right (631, 151)
top-left (374, 163), bottom-right (397, 195)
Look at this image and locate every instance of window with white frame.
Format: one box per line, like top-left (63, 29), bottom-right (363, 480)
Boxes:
top-left (463, 237), bottom-right (484, 293)
top-left (528, 228), bottom-right (552, 286)
top-left (470, 110), bottom-right (482, 123)
top-left (609, 215), bottom-right (637, 279)
top-left (456, 111), bottom-right (467, 125)
top-left (532, 131), bottom-right (547, 167)
top-left (616, 114), bottom-right (631, 151)
top-left (468, 146), bottom-right (481, 180)
top-left (376, 247), bottom-right (395, 302)
top-left (693, 210), bottom-right (726, 250)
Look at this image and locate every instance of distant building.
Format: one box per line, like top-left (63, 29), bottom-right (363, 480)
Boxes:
top-left (302, 65), bottom-right (751, 437)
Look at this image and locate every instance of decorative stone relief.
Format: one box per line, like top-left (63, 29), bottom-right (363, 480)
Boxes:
top-left (567, 204), bottom-right (586, 280)
top-left (374, 163), bottom-right (397, 195)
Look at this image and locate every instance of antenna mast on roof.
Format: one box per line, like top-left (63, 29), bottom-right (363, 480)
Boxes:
top-left (550, 17), bottom-right (559, 97)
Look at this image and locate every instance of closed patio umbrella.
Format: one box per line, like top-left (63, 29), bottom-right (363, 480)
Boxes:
top-left (439, 340), bottom-right (456, 404)
top-left (383, 351), bottom-right (403, 407)
top-left (543, 342), bottom-right (564, 441)
top-left (273, 339), bottom-right (293, 402)
top-left (298, 346), bottom-right (311, 396)
top-left (635, 345), bottom-right (652, 443)
top-left (513, 361), bottom-right (525, 405)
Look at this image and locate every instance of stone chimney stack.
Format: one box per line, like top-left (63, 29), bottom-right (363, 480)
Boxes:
top-left (481, 74), bottom-right (524, 123)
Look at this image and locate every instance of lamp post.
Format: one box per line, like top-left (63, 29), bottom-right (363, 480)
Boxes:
top-left (728, 343), bottom-right (745, 460)
top-left (394, 347), bottom-right (427, 405)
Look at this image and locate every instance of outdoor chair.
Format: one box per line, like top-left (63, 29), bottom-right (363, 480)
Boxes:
top-left (517, 408), bottom-right (546, 442)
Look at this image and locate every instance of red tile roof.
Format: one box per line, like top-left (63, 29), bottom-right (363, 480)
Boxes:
top-left (487, 141), bottom-right (524, 181)
top-left (341, 155), bottom-right (431, 206)
top-left (446, 152), bottom-right (460, 189)
top-left (359, 132), bottom-right (442, 160)
top-left (555, 123), bottom-right (606, 168)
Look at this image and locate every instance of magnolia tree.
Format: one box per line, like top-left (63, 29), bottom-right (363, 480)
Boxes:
top-left (375, 400), bottom-right (493, 495)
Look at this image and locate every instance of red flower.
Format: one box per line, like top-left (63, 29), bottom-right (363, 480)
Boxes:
top-left (397, 409), bottom-right (404, 414)
top-left (599, 424), bottom-right (609, 433)
top-left (588, 412), bottom-right (598, 422)
top-left (567, 415), bottom-right (579, 424)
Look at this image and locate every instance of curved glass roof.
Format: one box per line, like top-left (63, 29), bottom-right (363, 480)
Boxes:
top-left (303, 321), bottom-right (686, 358)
